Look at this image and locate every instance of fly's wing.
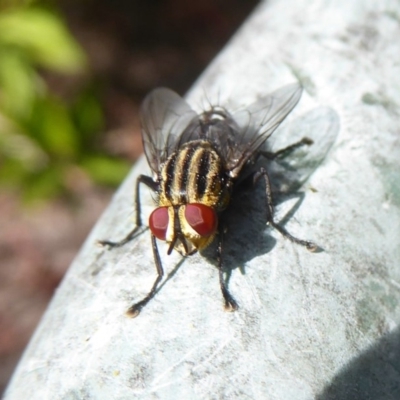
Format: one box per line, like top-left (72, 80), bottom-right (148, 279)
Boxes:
top-left (226, 83), bottom-right (303, 178)
top-left (140, 88), bottom-right (199, 174)
top-left (265, 106), bottom-right (340, 193)
top-left (176, 106), bottom-right (242, 150)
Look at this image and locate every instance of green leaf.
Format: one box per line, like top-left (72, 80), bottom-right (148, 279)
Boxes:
top-left (0, 7), bottom-right (87, 73)
top-left (0, 158), bottom-right (27, 187)
top-left (72, 87), bottom-right (104, 140)
top-left (0, 113), bottom-right (48, 169)
top-left (81, 156), bottom-right (131, 186)
top-left (30, 96), bottom-right (80, 158)
top-left (0, 48), bottom-right (41, 119)
top-left (22, 165), bottom-right (64, 202)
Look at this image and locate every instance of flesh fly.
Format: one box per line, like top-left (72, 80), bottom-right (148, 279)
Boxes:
top-left (100, 83), bottom-right (319, 317)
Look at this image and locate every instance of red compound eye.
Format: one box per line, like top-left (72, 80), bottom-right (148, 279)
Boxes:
top-left (149, 207), bottom-right (169, 240)
top-left (185, 203), bottom-right (217, 237)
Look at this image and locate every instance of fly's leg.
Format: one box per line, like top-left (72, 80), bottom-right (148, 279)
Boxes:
top-left (126, 234), bottom-right (164, 317)
top-left (254, 167), bottom-right (318, 252)
top-left (98, 226), bottom-right (141, 248)
top-left (98, 174), bottom-right (163, 317)
top-left (98, 174), bottom-right (158, 248)
top-left (217, 227), bottom-right (239, 312)
top-left (260, 137), bottom-right (313, 160)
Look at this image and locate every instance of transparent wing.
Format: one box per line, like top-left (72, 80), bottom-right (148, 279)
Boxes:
top-left (226, 83), bottom-right (303, 177)
top-left (140, 88), bottom-right (199, 173)
top-left (265, 106), bottom-right (340, 193)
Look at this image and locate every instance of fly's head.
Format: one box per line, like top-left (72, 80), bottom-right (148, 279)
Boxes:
top-left (149, 203), bottom-right (218, 256)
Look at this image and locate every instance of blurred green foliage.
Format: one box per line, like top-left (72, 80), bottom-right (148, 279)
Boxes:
top-left (0, 1), bottom-right (130, 202)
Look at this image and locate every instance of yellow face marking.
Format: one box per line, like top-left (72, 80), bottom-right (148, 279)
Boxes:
top-left (163, 205), bottom-right (217, 256)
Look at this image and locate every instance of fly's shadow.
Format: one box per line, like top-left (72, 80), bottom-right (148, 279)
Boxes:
top-left (202, 106), bottom-right (339, 278)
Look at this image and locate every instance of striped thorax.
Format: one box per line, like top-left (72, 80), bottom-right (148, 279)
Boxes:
top-left (150, 140), bottom-right (231, 256)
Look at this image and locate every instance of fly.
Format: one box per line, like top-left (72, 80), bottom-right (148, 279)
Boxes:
top-left (99, 83), bottom-right (319, 317)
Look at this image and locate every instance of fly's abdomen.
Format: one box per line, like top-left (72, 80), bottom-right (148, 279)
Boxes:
top-left (159, 140), bottom-right (228, 209)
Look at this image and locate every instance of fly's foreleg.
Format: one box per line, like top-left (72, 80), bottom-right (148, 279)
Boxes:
top-left (126, 234), bottom-right (164, 317)
top-left (98, 174), bottom-right (158, 248)
top-left (254, 168), bottom-right (318, 252)
top-left (217, 226), bottom-right (239, 312)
